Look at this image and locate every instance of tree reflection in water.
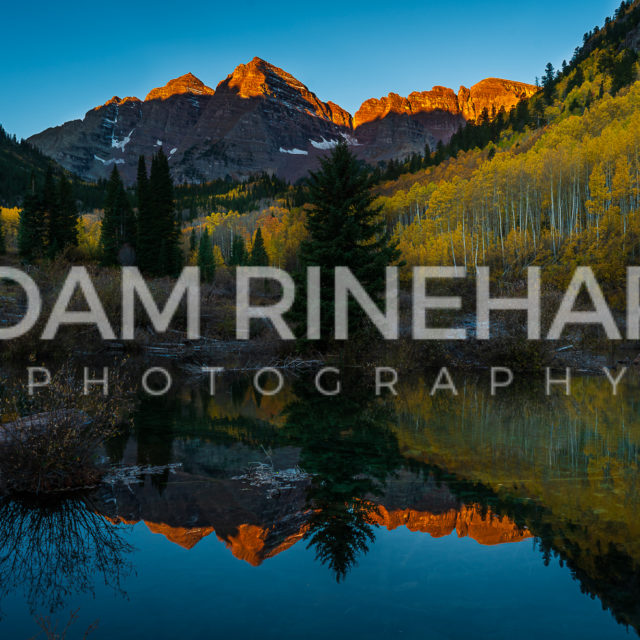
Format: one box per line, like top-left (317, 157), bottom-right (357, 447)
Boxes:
top-left (284, 375), bottom-right (403, 581)
top-left (0, 494), bottom-right (134, 618)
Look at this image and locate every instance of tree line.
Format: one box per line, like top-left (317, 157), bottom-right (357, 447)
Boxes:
top-left (17, 168), bottom-right (78, 261)
top-left (98, 150), bottom-right (182, 276)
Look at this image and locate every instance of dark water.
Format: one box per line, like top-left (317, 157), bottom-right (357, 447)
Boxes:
top-left (1, 371), bottom-right (639, 639)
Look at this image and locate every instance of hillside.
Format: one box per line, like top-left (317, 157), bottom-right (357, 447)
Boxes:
top-left (0, 125), bottom-right (112, 210)
top-left (0, 126), bottom-right (60, 206)
top-left (367, 0), bottom-right (640, 290)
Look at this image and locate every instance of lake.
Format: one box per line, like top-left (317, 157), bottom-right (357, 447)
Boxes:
top-left (0, 369), bottom-right (638, 639)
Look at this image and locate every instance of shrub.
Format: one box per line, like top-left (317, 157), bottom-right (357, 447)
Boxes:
top-left (0, 363), bottom-right (132, 494)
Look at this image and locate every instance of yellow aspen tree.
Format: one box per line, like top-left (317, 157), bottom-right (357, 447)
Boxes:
top-left (586, 162), bottom-right (608, 241)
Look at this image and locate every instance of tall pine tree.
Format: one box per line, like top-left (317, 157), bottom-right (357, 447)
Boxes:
top-left (137, 150), bottom-right (182, 276)
top-left (18, 169), bottom-right (79, 261)
top-left (18, 173), bottom-right (46, 262)
top-left (197, 229), bottom-right (215, 282)
top-left (101, 166), bottom-right (135, 265)
top-left (249, 227), bottom-right (269, 266)
top-left (42, 168), bottom-right (61, 258)
top-left (55, 174), bottom-right (79, 252)
top-left (542, 62), bottom-right (556, 103)
top-left (152, 149), bottom-right (181, 276)
top-left (135, 155), bottom-right (155, 273)
top-left (296, 142), bottom-right (400, 341)
top-left (229, 234), bottom-right (247, 266)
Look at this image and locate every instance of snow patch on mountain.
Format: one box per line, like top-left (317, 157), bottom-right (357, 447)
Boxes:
top-left (112, 129), bottom-right (134, 152)
top-left (279, 147), bottom-right (308, 155)
top-left (94, 155), bottom-right (125, 165)
top-left (310, 137), bottom-right (339, 150)
top-left (340, 132), bottom-right (360, 146)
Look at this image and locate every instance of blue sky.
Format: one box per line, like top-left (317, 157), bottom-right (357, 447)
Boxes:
top-left (1, 0), bottom-right (621, 139)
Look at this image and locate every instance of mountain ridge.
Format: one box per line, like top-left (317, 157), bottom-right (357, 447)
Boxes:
top-left (354, 78), bottom-right (537, 127)
top-left (26, 58), bottom-right (537, 184)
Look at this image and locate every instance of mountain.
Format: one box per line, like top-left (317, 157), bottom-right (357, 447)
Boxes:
top-left (27, 58), bottom-right (537, 184)
top-left (144, 72), bottom-right (215, 101)
top-left (26, 73), bottom-right (217, 185)
top-left (354, 78), bottom-right (538, 163)
top-left (171, 57), bottom-right (355, 183)
top-left (0, 124), bottom-right (108, 209)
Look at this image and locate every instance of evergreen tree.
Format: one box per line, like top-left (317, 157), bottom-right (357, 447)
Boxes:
top-left (533, 99), bottom-right (546, 126)
top-left (542, 62), bottom-right (556, 103)
top-left (229, 234), bottom-right (247, 266)
top-left (135, 156), bottom-right (155, 273)
top-left (408, 152), bottom-right (422, 173)
top-left (189, 227), bottom-right (198, 255)
top-left (41, 168), bottom-right (61, 257)
top-left (423, 143), bottom-right (433, 168)
top-left (149, 150), bottom-right (181, 276)
top-left (611, 49), bottom-right (637, 94)
top-left (566, 65), bottom-right (585, 93)
top-left (197, 229), bottom-right (215, 283)
top-left (283, 374), bottom-right (401, 582)
top-left (295, 142), bottom-right (401, 342)
top-left (18, 174), bottom-right (46, 262)
top-left (477, 107), bottom-right (490, 126)
top-left (249, 227), bottom-right (269, 266)
top-left (56, 175), bottom-right (79, 251)
top-left (101, 166), bottom-right (134, 265)
top-left (511, 100), bottom-right (527, 131)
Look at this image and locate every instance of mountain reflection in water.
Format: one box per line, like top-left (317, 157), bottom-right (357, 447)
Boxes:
top-left (1, 371), bottom-right (639, 639)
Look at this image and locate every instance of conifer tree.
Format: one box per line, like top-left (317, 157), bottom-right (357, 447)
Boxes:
top-left (135, 156), bottom-right (155, 273)
top-left (101, 166), bottom-right (134, 265)
top-left (423, 144), bottom-right (433, 168)
top-left (249, 227), bottom-right (269, 266)
top-left (41, 168), bottom-right (61, 257)
top-left (56, 175), bottom-right (79, 252)
top-left (434, 140), bottom-right (446, 164)
top-left (296, 142), bottom-right (400, 340)
top-left (229, 234), bottom-right (247, 266)
top-left (567, 65), bottom-right (585, 93)
top-left (513, 99), bottom-right (531, 132)
top-left (18, 174), bottom-right (46, 262)
top-left (197, 229), bottom-right (215, 282)
top-left (148, 150), bottom-right (182, 276)
top-left (611, 49), bottom-right (637, 94)
top-left (189, 227), bottom-right (197, 255)
top-left (0, 214), bottom-right (5, 255)
top-left (542, 62), bottom-right (556, 103)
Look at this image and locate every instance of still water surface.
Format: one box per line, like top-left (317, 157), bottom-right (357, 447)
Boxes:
top-left (0, 372), bottom-right (638, 639)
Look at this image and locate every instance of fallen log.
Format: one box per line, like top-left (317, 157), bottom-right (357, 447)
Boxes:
top-left (0, 410), bottom-right (91, 445)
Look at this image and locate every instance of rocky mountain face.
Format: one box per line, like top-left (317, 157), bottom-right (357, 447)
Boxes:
top-left (27, 59), bottom-right (537, 184)
top-left (353, 78), bottom-right (538, 163)
top-left (144, 72), bottom-right (215, 101)
top-left (27, 74), bottom-right (217, 185)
